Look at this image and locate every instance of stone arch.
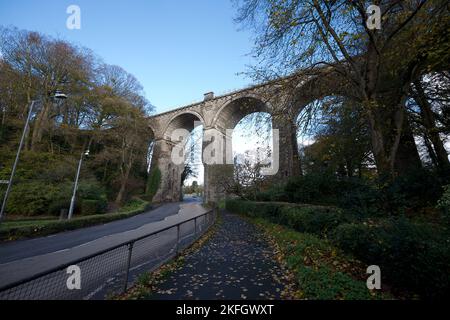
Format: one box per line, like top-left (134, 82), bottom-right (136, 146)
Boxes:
top-left (163, 110), bottom-right (205, 140)
top-left (203, 95), bottom-right (276, 203)
top-left (147, 123), bottom-right (157, 140)
top-left (212, 95), bottom-right (272, 131)
top-left (150, 111), bottom-right (205, 203)
top-left (291, 72), bottom-right (354, 120)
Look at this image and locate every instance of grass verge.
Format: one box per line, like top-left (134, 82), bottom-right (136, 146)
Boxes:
top-left (245, 216), bottom-right (393, 300)
top-left (0, 199), bottom-right (152, 242)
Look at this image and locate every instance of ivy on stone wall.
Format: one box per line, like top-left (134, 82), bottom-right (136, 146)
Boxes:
top-left (146, 167), bottom-right (161, 202)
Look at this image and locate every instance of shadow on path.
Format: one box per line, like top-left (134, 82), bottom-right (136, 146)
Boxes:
top-left (150, 210), bottom-right (289, 300)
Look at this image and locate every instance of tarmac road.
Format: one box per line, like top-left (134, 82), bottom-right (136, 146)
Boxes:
top-left (0, 196), bottom-right (210, 299)
top-left (0, 201), bottom-right (187, 264)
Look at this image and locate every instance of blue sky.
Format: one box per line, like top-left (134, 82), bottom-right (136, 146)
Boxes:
top-left (0, 0), bottom-right (255, 113)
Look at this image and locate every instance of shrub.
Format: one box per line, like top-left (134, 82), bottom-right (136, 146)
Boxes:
top-left (256, 184), bottom-right (289, 202)
top-left (252, 218), bottom-right (385, 299)
top-left (0, 152), bottom-right (76, 184)
top-left (257, 173), bottom-right (381, 217)
top-left (77, 180), bottom-right (108, 215)
top-left (256, 169), bottom-right (445, 216)
top-left (119, 198), bottom-right (151, 213)
top-left (80, 199), bottom-right (107, 215)
top-left (278, 205), bottom-right (350, 236)
top-left (77, 180), bottom-right (106, 201)
top-left (0, 179), bottom-right (108, 216)
top-left (381, 169), bottom-right (444, 213)
top-left (437, 184), bottom-right (450, 223)
top-left (331, 218), bottom-right (450, 299)
top-left (284, 172), bottom-right (339, 205)
top-left (48, 198), bottom-right (71, 216)
top-left (334, 178), bottom-right (381, 216)
top-left (3, 181), bottom-right (72, 216)
top-left (0, 151), bottom-right (109, 217)
top-left (226, 200), bottom-right (284, 220)
top-left (226, 200), bottom-right (349, 237)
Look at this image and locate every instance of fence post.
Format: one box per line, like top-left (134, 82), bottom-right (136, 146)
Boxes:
top-left (176, 224), bottom-right (180, 254)
top-left (194, 217), bottom-right (197, 238)
top-left (123, 242), bottom-right (134, 293)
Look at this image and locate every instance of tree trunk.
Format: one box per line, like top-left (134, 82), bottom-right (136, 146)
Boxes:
top-left (272, 115), bottom-right (302, 179)
top-left (423, 132), bottom-right (439, 167)
top-left (115, 147), bottom-right (134, 205)
top-left (0, 104), bottom-right (5, 141)
top-left (30, 101), bottom-right (51, 151)
top-left (365, 91), bottom-right (421, 178)
top-left (345, 158), bottom-right (354, 177)
top-left (394, 112), bottom-right (422, 175)
top-left (115, 180), bottom-right (126, 205)
top-left (365, 103), bottom-right (400, 178)
top-left (413, 80), bottom-right (450, 173)
top-left (1, 104), bottom-right (5, 127)
top-left (115, 163), bottom-right (132, 205)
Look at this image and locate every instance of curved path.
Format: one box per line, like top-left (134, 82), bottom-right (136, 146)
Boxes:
top-left (150, 211), bottom-right (290, 300)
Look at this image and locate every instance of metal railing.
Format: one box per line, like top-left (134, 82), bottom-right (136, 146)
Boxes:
top-left (0, 208), bottom-right (217, 300)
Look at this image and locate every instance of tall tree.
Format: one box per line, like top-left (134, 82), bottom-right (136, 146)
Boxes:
top-left (234, 0), bottom-right (450, 178)
top-left (410, 73), bottom-right (450, 173)
top-left (91, 65), bottom-right (153, 205)
top-left (0, 27), bottom-right (155, 210)
top-left (301, 97), bottom-right (374, 177)
top-left (0, 27), bottom-right (94, 151)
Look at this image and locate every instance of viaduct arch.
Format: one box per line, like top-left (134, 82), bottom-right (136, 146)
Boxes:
top-left (148, 67), bottom-right (349, 203)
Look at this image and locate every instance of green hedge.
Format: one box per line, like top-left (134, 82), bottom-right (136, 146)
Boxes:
top-left (256, 170), bottom-right (446, 216)
top-left (226, 200), bottom-right (350, 237)
top-left (331, 219), bottom-right (450, 300)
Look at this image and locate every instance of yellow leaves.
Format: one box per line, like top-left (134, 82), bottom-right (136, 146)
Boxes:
top-left (338, 31), bottom-right (349, 42)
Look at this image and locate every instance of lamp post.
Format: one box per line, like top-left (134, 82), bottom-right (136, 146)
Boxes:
top-left (0, 92), bottom-right (67, 223)
top-left (0, 101), bottom-right (35, 222)
top-left (67, 147), bottom-right (89, 220)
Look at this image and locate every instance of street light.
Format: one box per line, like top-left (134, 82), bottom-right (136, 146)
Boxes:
top-left (53, 91), bottom-right (68, 100)
top-left (0, 92), bottom-right (67, 222)
top-left (67, 147), bottom-right (90, 220)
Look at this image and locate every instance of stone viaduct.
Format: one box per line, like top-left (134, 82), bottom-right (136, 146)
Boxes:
top-left (147, 67), bottom-right (348, 204)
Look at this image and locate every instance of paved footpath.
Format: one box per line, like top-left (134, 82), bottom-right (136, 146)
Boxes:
top-left (150, 211), bottom-right (290, 300)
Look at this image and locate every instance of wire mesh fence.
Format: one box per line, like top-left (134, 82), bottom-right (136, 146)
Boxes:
top-left (0, 208), bottom-right (216, 300)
